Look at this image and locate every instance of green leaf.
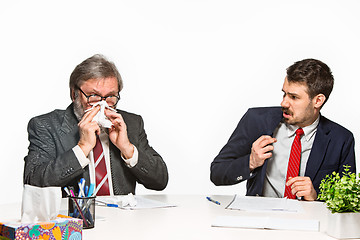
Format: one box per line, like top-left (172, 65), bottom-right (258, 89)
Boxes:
top-left (318, 165), bottom-right (360, 213)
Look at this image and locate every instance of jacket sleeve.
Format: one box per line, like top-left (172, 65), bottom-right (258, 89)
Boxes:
top-left (338, 133), bottom-right (356, 174)
top-left (23, 116), bottom-right (84, 187)
top-left (210, 109), bottom-right (261, 186)
top-left (127, 116), bottom-right (168, 190)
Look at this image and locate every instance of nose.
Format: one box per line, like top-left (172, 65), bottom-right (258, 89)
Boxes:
top-left (281, 96), bottom-right (289, 108)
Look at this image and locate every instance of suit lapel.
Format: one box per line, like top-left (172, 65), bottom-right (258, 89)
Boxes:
top-left (260, 108), bottom-right (284, 185)
top-left (304, 115), bottom-right (331, 179)
top-left (59, 103), bottom-right (80, 151)
top-left (266, 108), bottom-right (284, 136)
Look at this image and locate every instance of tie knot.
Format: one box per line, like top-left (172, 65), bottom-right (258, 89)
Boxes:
top-left (296, 128), bottom-right (304, 136)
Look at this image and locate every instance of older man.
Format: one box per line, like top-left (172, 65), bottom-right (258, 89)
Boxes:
top-left (24, 54), bottom-right (168, 196)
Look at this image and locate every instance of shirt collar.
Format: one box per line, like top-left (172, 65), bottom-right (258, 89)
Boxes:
top-left (286, 116), bottom-right (320, 141)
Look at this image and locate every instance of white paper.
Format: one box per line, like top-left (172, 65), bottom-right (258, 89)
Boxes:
top-left (21, 184), bottom-right (62, 223)
top-left (226, 195), bottom-right (303, 212)
top-left (96, 195), bottom-right (176, 210)
top-left (85, 100), bottom-right (116, 128)
top-left (212, 216), bottom-right (319, 231)
top-left (122, 196), bottom-right (176, 210)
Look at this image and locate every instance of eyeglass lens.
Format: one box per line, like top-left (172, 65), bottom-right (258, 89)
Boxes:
top-left (88, 95), bottom-right (118, 106)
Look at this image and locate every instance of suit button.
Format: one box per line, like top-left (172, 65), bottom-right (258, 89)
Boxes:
top-left (236, 176), bottom-right (243, 181)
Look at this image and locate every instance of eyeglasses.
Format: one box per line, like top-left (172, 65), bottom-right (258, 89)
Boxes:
top-left (78, 87), bottom-right (120, 107)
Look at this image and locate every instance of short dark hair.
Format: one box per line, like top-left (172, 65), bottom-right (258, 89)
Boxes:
top-left (69, 54), bottom-right (123, 100)
top-left (286, 58), bottom-right (334, 105)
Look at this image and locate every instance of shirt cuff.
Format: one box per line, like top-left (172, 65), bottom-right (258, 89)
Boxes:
top-left (73, 145), bottom-right (90, 168)
top-left (121, 145), bottom-right (138, 168)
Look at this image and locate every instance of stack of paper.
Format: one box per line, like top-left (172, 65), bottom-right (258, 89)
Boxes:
top-left (226, 195), bottom-right (303, 212)
top-left (212, 216), bottom-right (319, 231)
top-left (213, 195), bottom-right (319, 231)
top-left (96, 195), bottom-right (176, 210)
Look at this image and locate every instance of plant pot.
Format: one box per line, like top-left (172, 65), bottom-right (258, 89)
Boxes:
top-left (326, 210), bottom-right (360, 239)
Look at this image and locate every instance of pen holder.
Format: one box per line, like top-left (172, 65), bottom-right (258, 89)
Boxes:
top-left (68, 196), bottom-right (96, 229)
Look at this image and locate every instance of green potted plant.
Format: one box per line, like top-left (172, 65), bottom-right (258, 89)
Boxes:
top-left (318, 165), bottom-right (360, 239)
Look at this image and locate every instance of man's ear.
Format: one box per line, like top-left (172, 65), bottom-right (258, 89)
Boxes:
top-left (313, 94), bottom-right (326, 109)
top-left (70, 89), bottom-right (75, 101)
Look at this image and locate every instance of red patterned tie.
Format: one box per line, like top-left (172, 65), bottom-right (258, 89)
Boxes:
top-left (93, 137), bottom-right (110, 196)
top-left (284, 128), bottom-right (304, 199)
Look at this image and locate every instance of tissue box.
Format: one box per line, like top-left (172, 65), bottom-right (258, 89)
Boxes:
top-left (0, 215), bottom-right (82, 240)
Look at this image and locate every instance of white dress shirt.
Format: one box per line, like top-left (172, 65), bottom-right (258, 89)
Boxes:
top-left (72, 128), bottom-right (139, 196)
top-left (262, 117), bottom-right (319, 198)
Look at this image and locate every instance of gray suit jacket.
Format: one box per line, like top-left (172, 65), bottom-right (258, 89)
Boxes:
top-left (24, 103), bottom-right (168, 196)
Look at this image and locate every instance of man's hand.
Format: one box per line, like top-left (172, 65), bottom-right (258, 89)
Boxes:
top-left (249, 135), bottom-right (277, 171)
top-left (286, 176), bottom-right (317, 201)
top-left (78, 106), bottom-right (101, 157)
top-left (105, 109), bottom-right (134, 159)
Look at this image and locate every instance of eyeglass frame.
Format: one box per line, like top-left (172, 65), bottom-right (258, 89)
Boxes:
top-left (77, 87), bottom-right (120, 107)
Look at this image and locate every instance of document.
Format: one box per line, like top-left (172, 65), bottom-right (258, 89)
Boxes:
top-left (212, 216), bottom-right (319, 231)
top-left (226, 195), bottom-right (303, 212)
top-left (96, 195), bottom-right (176, 210)
top-left (123, 196), bottom-right (176, 210)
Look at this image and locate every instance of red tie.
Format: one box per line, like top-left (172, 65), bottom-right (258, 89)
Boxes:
top-left (93, 137), bottom-right (110, 196)
top-left (284, 128), bottom-right (304, 199)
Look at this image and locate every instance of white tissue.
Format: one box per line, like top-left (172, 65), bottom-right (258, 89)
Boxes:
top-left (120, 193), bottom-right (137, 207)
top-left (85, 100), bottom-right (116, 128)
top-left (97, 193), bottom-right (137, 208)
top-left (21, 184), bottom-right (62, 223)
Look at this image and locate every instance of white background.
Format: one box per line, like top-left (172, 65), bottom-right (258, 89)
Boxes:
top-left (0, 0), bottom-right (359, 204)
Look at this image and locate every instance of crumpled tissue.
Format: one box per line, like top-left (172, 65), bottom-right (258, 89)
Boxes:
top-left (119, 193), bottom-right (137, 207)
top-left (85, 100), bottom-right (116, 128)
top-left (21, 184), bottom-right (62, 223)
top-left (97, 193), bottom-right (137, 208)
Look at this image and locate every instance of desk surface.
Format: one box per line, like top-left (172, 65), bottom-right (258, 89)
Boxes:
top-left (1, 195), bottom-right (338, 240)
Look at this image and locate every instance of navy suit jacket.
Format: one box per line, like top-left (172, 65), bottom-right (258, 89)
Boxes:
top-left (210, 107), bottom-right (356, 197)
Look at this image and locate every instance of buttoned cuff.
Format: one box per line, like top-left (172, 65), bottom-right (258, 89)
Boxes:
top-left (121, 145), bottom-right (138, 168)
top-left (73, 145), bottom-right (90, 168)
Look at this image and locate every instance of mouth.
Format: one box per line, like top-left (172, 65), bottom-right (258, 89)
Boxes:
top-left (282, 108), bottom-right (292, 118)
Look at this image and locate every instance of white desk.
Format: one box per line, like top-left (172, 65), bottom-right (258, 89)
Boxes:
top-left (0, 195), bottom-right (338, 240)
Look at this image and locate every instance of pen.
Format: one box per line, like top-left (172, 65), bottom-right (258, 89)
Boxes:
top-left (85, 186), bottom-right (89, 197)
top-left (96, 200), bottom-right (119, 208)
top-left (206, 196), bottom-right (221, 205)
top-left (106, 203), bottom-right (119, 208)
top-left (63, 187), bottom-right (70, 196)
top-left (78, 178), bottom-right (86, 197)
top-left (87, 183), bottom-right (95, 197)
top-left (69, 188), bottom-right (89, 228)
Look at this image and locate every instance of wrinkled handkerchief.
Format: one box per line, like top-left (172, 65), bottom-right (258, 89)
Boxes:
top-left (85, 100), bottom-right (116, 128)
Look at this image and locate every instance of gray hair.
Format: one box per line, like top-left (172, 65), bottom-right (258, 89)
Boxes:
top-left (69, 54), bottom-right (123, 100)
